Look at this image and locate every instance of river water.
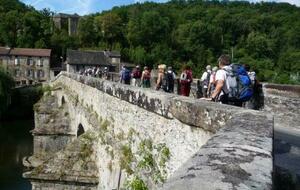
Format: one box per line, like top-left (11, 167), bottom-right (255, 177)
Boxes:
top-left (0, 120), bottom-right (33, 190)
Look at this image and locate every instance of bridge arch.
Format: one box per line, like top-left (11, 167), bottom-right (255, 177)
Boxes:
top-left (77, 124), bottom-right (85, 137)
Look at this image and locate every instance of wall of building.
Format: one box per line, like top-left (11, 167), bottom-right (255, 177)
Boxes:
top-left (0, 55), bottom-right (50, 86)
top-left (24, 72), bottom-right (274, 190)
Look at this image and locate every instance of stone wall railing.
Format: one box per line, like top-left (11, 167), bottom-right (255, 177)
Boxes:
top-left (27, 72), bottom-right (273, 190)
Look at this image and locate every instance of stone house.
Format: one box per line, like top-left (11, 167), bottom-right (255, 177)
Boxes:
top-left (53, 13), bottom-right (80, 36)
top-left (66, 49), bottom-right (121, 73)
top-left (0, 47), bottom-right (51, 87)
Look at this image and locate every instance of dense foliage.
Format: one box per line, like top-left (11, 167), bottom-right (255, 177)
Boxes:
top-left (0, 0), bottom-right (300, 84)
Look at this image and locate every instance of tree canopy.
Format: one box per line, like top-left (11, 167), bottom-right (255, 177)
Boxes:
top-left (0, 0), bottom-right (299, 84)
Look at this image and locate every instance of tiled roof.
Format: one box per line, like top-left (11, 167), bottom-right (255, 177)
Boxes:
top-left (67, 49), bottom-right (111, 66)
top-left (105, 51), bottom-right (121, 58)
top-left (0, 47), bottom-right (11, 55)
top-left (0, 47), bottom-right (51, 57)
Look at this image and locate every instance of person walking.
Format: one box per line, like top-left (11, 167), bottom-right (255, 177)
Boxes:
top-left (179, 65), bottom-right (193, 96)
top-left (131, 65), bottom-right (142, 86)
top-left (141, 66), bottom-right (151, 88)
top-left (156, 64), bottom-right (166, 90)
top-left (200, 65), bottom-right (211, 98)
top-left (210, 55), bottom-right (231, 104)
top-left (207, 66), bottom-right (218, 97)
top-left (120, 66), bottom-right (131, 85)
top-left (163, 66), bottom-right (176, 93)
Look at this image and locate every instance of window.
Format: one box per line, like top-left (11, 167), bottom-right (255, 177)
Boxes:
top-left (37, 58), bottom-right (43, 67)
top-left (27, 57), bottom-right (36, 66)
top-left (14, 57), bottom-right (20, 66)
top-left (14, 69), bottom-right (20, 77)
top-left (26, 69), bottom-right (35, 78)
top-left (37, 70), bottom-right (44, 78)
top-left (21, 80), bottom-right (26, 85)
top-left (29, 80), bottom-right (33, 85)
top-left (26, 70), bottom-right (30, 77)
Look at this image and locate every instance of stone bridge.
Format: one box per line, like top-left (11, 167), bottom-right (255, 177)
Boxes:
top-left (23, 71), bottom-right (299, 190)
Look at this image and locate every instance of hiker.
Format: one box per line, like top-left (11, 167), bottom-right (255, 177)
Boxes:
top-left (162, 66), bottom-right (176, 93)
top-left (156, 64), bottom-right (166, 90)
top-left (207, 66), bottom-right (218, 97)
top-left (200, 65), bottom-right (211, 98)
top-left (244, 64), bottom-right (256, 86)
top-left (95, 66), bottom-right (101, 78)
top-left (120, 66), bottom-right (131, 85)
top-left (243, 64), bottom-right (259, 109)
top-left (179, 65), bottom-right (193, 96)
top-left (210, 55), bottom-right (231, 104)
top-left (141, 66), bottom-right (151, 88)
top-left (102, 67), bottom-right (109, 80)
top-left (209, 55), bottom-right (253, 107)
top-left (131, 65), bottom-right (142, 86)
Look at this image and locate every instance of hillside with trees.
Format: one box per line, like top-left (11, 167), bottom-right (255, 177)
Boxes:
top-left (0, 0), bottom-right (300, 84)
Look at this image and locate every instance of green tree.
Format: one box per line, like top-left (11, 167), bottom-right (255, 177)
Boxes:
top-left (78, 16), bottom-right (98, 47)
top-left (95, 13), bottom-right (122, 49)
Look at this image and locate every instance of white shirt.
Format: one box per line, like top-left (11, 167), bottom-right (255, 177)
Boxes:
top-left (215, 66), bottom-right (229, 94)
top-left (200, 70), bottom-right (211, 88)
top-left (209, 72), bottom-right (216, 83)
top-left (200, 71), bottom-right (211, 81)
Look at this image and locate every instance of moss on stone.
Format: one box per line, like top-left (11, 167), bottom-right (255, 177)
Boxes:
top-left (120, 145), bottom-right (133, 175)
top-left (125, 175), bottom-right (148, 190)
top-left (100, 119), bottom-right (110, 133)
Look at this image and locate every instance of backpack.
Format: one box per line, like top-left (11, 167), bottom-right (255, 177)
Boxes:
top-left (180, 72), bottom-right (188, 81)
top-left (122, 69), bottom-right (131, 81)
top-left (162, 71), bottom-right (174, 91)
top-left (202, 71), bottom-right (211, 87)
top-left (133, 69), bottom-right (141, 78)
top-left (223, 64), bottom-right (253, 102)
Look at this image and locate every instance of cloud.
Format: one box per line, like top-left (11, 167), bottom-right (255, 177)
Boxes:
top-left (21, 0), bottom-right (98, 15)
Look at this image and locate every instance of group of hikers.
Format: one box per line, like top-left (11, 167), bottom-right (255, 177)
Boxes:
top-left (119, 64), bottom-right (193, 97)
top-left (110, 54), bottom-right (259, 108)
top-left (80, 66), bottom-right (109, 79)
top-left (199, 54), bottom-right (258, 108)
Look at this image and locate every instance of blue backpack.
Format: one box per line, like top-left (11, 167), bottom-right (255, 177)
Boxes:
top-left (224, 64), bottom-right (253, 102)
top-left (122, 69), bottom-right (131, 81)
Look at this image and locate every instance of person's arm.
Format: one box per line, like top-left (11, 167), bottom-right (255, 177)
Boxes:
top-left (211, 79), bottom-right (224, 101)
top-left (207, 83), bottom-right (211, 96)
top-left (141, 71), bottom-right (144, 80)
top-left (120, 71), bottom-right (123, 83)
top-left (189, 72), bottom-right (193, 83)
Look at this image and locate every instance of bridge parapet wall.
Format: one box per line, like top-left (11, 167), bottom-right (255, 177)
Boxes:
top-left (26, 72), bottom-right (273, 190)
top-left (262, 83), bottom-right (300, 129)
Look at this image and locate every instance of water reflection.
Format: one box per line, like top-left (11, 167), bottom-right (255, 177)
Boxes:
top-left (0, 120), bottom-right (33, 190)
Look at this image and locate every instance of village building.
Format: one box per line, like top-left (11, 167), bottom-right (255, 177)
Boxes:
top-left (0, 47), bottom-right (51, 87)
top-left (66, 49), bottom-right (121, 73)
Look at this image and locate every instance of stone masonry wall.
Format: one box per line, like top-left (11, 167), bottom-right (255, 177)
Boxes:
top-left (25, 72), bottom-right (274, 190)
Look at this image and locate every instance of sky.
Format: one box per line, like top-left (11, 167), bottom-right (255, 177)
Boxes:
top-left (20, 0), bottom-right (300, 15)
